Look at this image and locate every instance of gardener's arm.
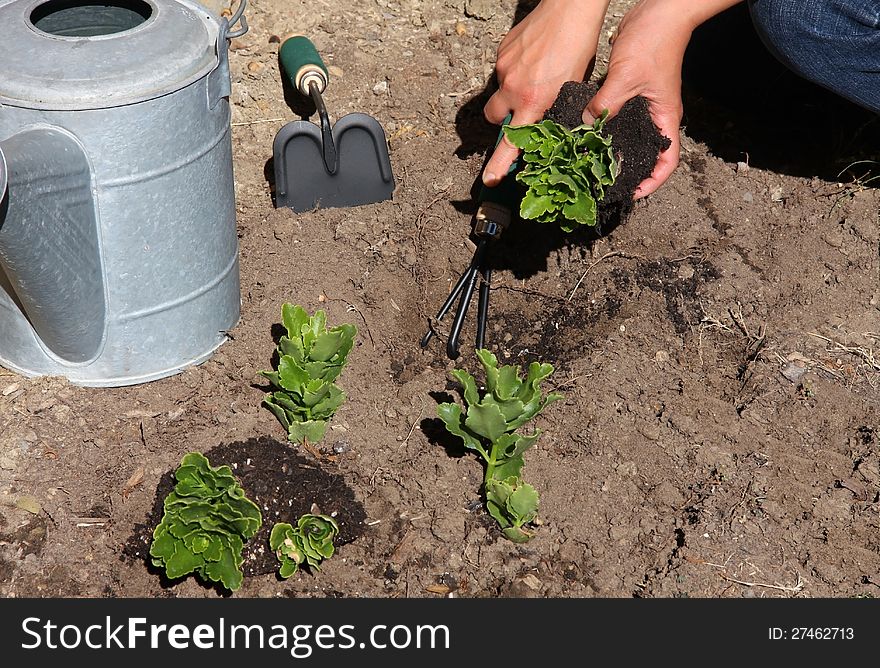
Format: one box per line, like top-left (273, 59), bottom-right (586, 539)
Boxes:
top-left (585, 0), bottom-right (744, 198)
top-left (482, 0), bottom-right (612, 186)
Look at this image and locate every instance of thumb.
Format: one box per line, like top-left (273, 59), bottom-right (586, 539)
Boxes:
top-left (584, 73), bottom-right (633, 123)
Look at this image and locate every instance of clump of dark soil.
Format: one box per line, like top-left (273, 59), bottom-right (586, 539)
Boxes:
top-left (544, 81), bottom-right (671, 229)
top-left (123, 436), bottom-right (366, 580)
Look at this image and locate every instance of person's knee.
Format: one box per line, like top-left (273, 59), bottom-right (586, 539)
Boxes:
top-left (748, 0), bottom-right (880, 111)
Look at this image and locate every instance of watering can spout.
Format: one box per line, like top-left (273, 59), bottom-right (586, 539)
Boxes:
top-left (0, 129), bottom-right (106, 364)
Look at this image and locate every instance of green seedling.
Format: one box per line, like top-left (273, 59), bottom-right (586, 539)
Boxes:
top-left (438, 349), bottom-right (562, 542)
top-left (503, 114), bottom-right (618, 231)
top-left (261, 304), bottom-right (357, 444)
top-left (150, 452), bottom-right (262, 592)
top-left (270, 513), bottom-right (340, 578)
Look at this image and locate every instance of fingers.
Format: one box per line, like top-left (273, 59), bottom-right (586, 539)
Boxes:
top-left (634, 106), bottom-right (681, 199)
top-left (584, 73), bottom-right (633, 123)
top-left (633, 144), bottom-right (678, 198)
top-left (482, 137), bottom-right (520, 187)
top-left (481, 106), bottom-right (543, 186)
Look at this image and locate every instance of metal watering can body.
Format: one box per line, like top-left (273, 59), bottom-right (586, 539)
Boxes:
top-left (0, 0), bottom-right (247, 386)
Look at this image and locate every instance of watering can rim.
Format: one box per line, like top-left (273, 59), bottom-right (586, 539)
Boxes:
top-left (0, 0), bottom-right (227, 111)
top-left (0, 148), bottom-right (6, 201)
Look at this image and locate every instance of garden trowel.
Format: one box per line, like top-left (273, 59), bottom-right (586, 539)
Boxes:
top-left (272, 36), bottom-right (394, 212)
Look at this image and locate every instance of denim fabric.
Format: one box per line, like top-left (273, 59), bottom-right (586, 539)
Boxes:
top-left (748, 0), bottom-right (880, 112)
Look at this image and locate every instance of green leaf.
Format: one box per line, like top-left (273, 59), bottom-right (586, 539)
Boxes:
top-left (277, 356), bottom-right (311, 393)
top-left (486, 498), bottom-right (511, 528)
top-left (310, 331), bottom-right (345, 362)
top-left (562, 190), bottom-right (597, 227)
top-left (262, 396), bottom-right (292, 430)
top-left (502, 125), bottom-right (538, 149)
top-left (437, 403), bottom-right (484, 455)
top-left (491, 454), bottom-right (524, 481)
top-left (281, 303), bottom-right (310, 339)
top-left (495, 432), bottom-right (540, 461)
top-left (279, 560), bottom-right (299, 579)
top-left (165, 544), bottom-right (202, 579)
top-left (450, 369), bottom-right (479, 408)
top-left (150, 529), bottom-right (176, 560)
top-left (287, 420), bottom-right (328, 444)
top-left (277, 336), bottom-right (305, 362)
top-left (502, 526), bottom-right (533, 543)
top-left (464, 402), bottom-right (508, 443)
top-left (520, 192), bottom-right (555, 220)
top-left (204, 547), bottom-right (243, 591)
top-left (494, 398), bottom-right (524, 425)
top-left (507, 482), bottom-right (539, 521)
top-left (495, 365), bottom-right (520, 401)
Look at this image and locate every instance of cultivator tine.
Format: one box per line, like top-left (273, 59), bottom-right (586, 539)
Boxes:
top-left (420, 115), bottom-right (517, 360)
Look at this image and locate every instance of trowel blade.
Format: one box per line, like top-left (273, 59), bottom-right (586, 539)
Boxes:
top-left (273, 113), bottom-right (394, 212)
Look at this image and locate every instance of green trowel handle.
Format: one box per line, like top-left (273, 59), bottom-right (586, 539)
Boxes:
top-left (279, 36), bottom-right (329, 97)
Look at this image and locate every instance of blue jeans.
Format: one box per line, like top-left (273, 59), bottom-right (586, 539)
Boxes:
top-left (749, 0), bottom-right (880, 113)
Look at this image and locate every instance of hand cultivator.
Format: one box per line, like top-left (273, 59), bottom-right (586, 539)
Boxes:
top-left (421, 119), bottom-right (519, 360)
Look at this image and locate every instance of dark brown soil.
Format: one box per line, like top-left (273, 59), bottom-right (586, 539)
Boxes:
top-left (1, 0), bottom-right (878, 601)
top-left (545, 80), bottom-right (672, 230)
top-left (123, 436), bottom-right (366, 581)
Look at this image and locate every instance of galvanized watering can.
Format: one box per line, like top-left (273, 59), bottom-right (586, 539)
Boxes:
top-left (0, 0), bottom-right (247, 386)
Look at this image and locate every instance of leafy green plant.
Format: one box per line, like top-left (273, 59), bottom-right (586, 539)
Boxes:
top-left (270, 513), bottom-right (340, 578)
top-left (150, 452), bottom-right (261, 592)
top-left (261, 304), bottom-right (357, 444)
top-left (438, 349), bottom-right (562, 542)
top-left (503, 113), bottom-right (618, 231)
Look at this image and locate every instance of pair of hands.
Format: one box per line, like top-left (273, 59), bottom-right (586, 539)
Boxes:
top-left (482, 0), bottom-right (737, 198)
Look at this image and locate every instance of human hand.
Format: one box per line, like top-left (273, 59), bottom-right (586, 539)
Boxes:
top-left (482, 0), bottom-right (611, 186)
top-left (585, 0), bottom-right (742, 198)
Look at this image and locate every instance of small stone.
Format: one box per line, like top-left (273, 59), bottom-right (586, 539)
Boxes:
top-left (455, 22), bottom-right (467, 36)
top-left (652, 481), bottom-right (685, 508)
top-left (521, 574), bottom-right (542, 591)
top-left (781, 362), bottom-right (807, 383)
top-left (742, 191), bottom-right (754, 203)
top-left (372, 81), bottom-right (388, 95)
top-left (822, 229), bottom-right (844, 248)
top-left (332, 440), bottom-right (350, 454)
top-left (327, 65), bottom-right (344, 78)
top-left (2, 383), bottom-right (20, 396)
top-left (677, 264), bottom-right (695, 280)
top-left (15, 495), bottom-right (41, 514)
top-left (464, 0), bottom-right (495, 20)
top-left (654, 350), bottom-right (670, 363)
top-left (736, 161), bottom-right (749, 174)
top-left (617, 461), bottom-right (638, 477)
top-left (246, 61), bottom-right (264, 74)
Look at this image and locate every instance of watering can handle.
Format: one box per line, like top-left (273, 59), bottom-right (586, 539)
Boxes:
top-left (279, 36), bottom-right (330, 97)
top-left (226, 0), bottom-right (249, 39)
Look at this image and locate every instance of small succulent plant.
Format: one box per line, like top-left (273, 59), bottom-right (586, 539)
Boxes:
top-left (150, 452), bottom-right (261, 592)
top-left (270, 513), bottom-right (340, 578)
